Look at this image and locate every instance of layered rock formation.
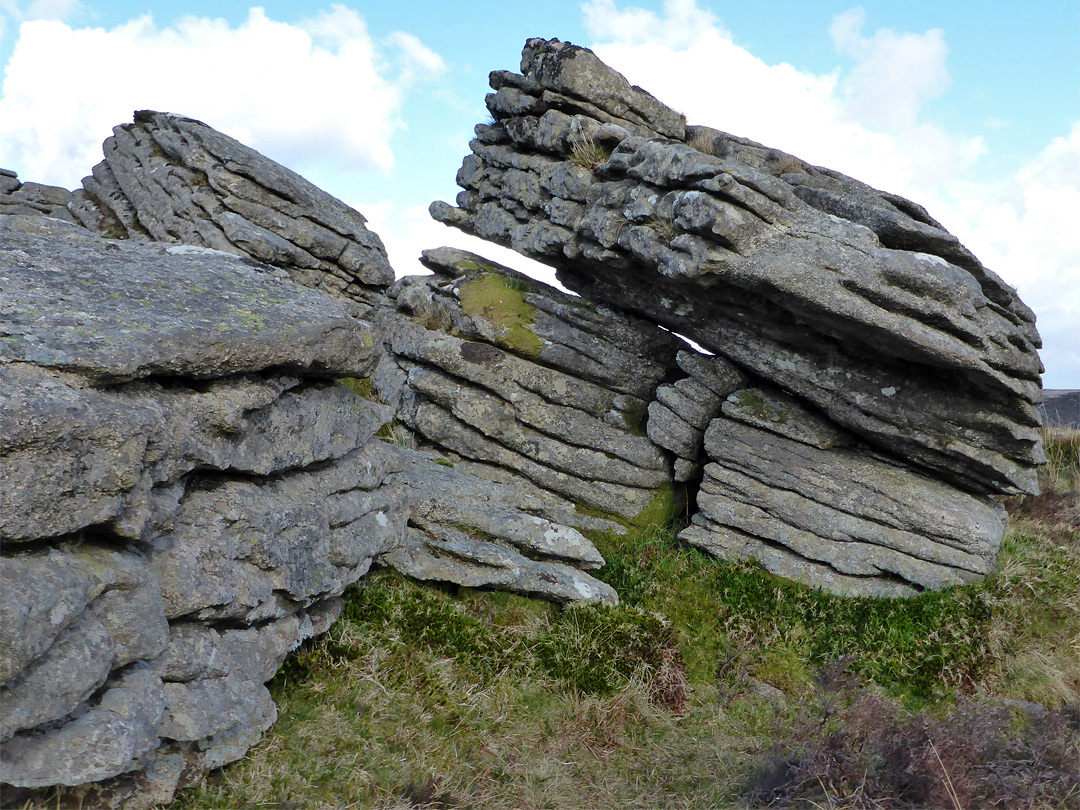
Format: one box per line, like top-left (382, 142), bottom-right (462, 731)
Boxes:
top-left (432, 37), bottom-right (1044, 597)
top-left (55, 110), bottom-right (393, 300)
top-left (0, 215), bottom-right (400, 806)
top-left (0, 36), bottom-right (1048, 806)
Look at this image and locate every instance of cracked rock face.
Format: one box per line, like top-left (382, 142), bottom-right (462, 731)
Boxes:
top-left (434, 37), bottom-right (1044, 500)
top-left (65, 110), bottom-right (394, 300)
top-left (432, 37), bottom-right (1045, 595)
top-left (370, 246), bottom-right (685, 526)
top-left (0, 217), bottom-right (400, 807)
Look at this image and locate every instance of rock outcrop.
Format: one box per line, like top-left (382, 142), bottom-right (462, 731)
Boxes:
top-left (0, 215), bottom-right (400, 807)
top-left (0, 36), bottom-right (1050, 806)
top-left (432, 37), bottom-right (1044, 597)
top-left (0, 107), bottom-right (623, 805)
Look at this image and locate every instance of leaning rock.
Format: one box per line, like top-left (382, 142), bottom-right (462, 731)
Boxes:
top-left (71, 110), bottom-right (394, 299)
top-left (411, 246), bottom-right (683, 399)
top-left (434, 37), bottom-right (1043, 498)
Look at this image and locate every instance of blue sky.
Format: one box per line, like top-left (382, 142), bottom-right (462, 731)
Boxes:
top-left (1, 0), bottom-right (1077, 386)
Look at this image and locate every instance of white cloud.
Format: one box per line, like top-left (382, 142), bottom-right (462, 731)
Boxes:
top-left (830, 6), bottom-right (950, 130)
top-left (0, 6), bottom-right (444, 188)
top-left (583, 2), bottom-right (982, 197)
top-left (0, 0), bottom-right (81, 40)
top-left (582, 0), bottom-right (1077, 386)
top-left (356, 199), bottom-right (566, 291)
top-left (583, 0), bottom-right (726, 49)
top-left (945, 124), bottom-right (1080, 387)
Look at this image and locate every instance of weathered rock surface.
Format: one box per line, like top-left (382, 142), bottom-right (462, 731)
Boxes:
top-left (369, 246), bottom-right (685, 524)
top-left (67, 110), bottom-right (394, 299)
top-left (432, 36), bottom-right (1045, 598)
top-left (646, 350), bottom-right (745, 481)
top-left (433, 37), bottom-right (1044, 499)
top-left (376, 443), bottom-right (616, 603)
top-left (0, 216), bottom-right (403, 807)
top-left (680, 394), bottom-right (1007, 598)
top-left (0, 169), bottom-right (78, 223)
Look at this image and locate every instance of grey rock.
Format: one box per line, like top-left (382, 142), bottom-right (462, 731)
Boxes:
top-left (1, 664), bottom-right (166, 788)
top-left (0, 544), bottom-right (167, 686)
top-left (0, 610), bottom-right (114, 741)
top-left (721, 386), bottom-right (853, 449)
top-left (1039, 389), bottom-right (1080, 430)
top-left (645, 352), bottom-right (744, 480)
top-left (410, 399), bottom-right (656, 518)
top-left (0, 188), bottom-right (404, 806)
top-left (0, 168), bottom-right (19, 195)
top-left (0, 225), bottom-right (380, 385)
top-left (411, 246), bottom-right (683, 399)
top-left (380, 444), bottom-right (606, 570)
top-left (149, 443), bottom-right (404, 624)
top-left (159, 672), bottom-right (276, 743)
top-left (382, 525), bottom-right (618, 605)
top-left (70, 111), bottom-right (394, 295)
top-left (681, 416), bottom-right (1006, 596)
top-left (434, 37), bottom-right (1044, 497)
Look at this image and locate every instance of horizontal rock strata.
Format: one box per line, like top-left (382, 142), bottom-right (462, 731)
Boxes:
top-left (0, 217), bottom-right (401, 807)
top-left (680, 390), bottom-right (1006, 598)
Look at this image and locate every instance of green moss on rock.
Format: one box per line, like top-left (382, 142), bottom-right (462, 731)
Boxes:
top-left (338, 376), bottom-right (376, 401)
top-left (458, 274), bottom-right (544, 359)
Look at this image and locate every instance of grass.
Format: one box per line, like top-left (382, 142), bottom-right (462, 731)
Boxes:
top-left (163, 428), bottom-right (1078, 809)
top-left (568, 130), bottom-right (612, 172)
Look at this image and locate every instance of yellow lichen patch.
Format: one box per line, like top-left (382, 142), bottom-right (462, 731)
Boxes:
top-left (458, 274), bottom-right (544, 358)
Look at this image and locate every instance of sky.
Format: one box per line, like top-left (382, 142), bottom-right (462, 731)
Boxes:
top-left (1, 0), bottom-right (1077, 386)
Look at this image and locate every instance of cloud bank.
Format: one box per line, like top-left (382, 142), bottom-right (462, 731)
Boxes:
top-left (0, 5), bottom-right (444, 188)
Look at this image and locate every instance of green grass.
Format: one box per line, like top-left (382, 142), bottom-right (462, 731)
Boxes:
top-left (165, 429), bottom-right (1079, 810)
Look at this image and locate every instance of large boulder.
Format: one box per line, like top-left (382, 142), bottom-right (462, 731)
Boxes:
top-left (432, 37), bottom-right (1046, 596)
top-left (433, 37), bottom-right (1044, 501)
top-left (0, 216), bottom-right (401, 807)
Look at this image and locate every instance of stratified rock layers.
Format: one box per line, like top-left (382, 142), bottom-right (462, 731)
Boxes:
top-left (374, 247), bottom-right (684, 521)
top-left (433, 37), bottom-right (1044, 595)
top-left (0, 215), bottom-right (621, 805)
top-left (69, 110), bottom-right (395, 300)
top-left (0, 219), bottom-right (400, 806)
